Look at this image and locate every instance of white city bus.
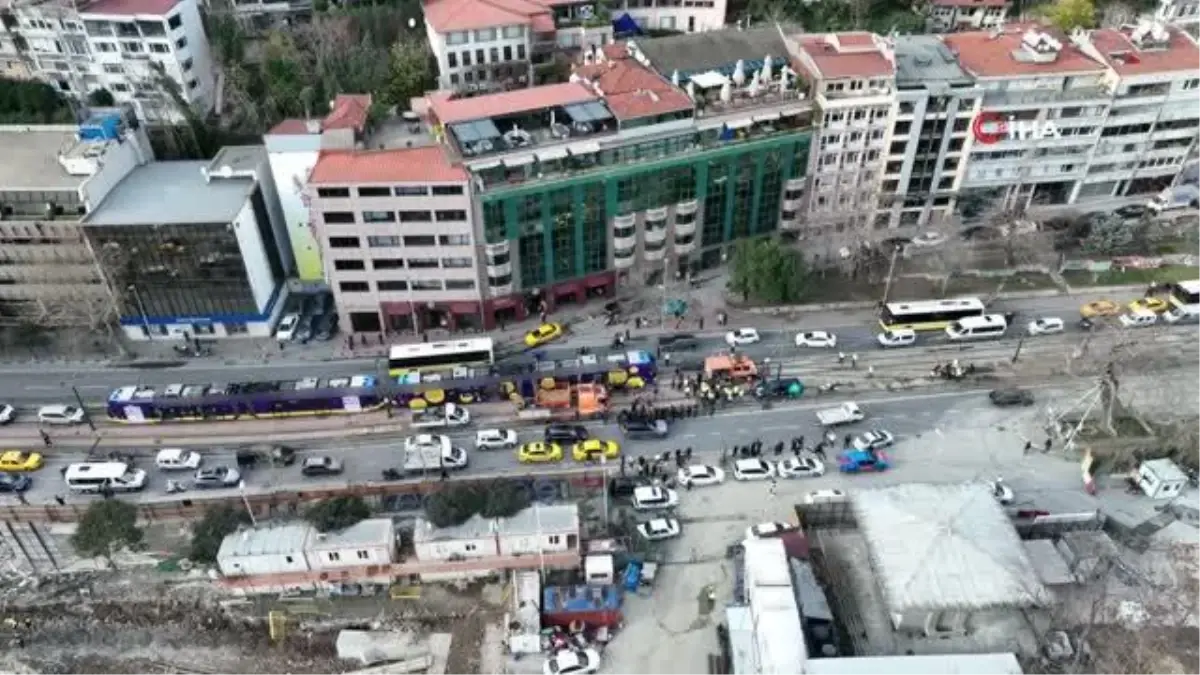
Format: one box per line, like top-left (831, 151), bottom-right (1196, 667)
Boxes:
top-left (64, 462), bottom-right (148, 493)
top-left (1163, 280), bottom-right (1200, 323)
top-left (880, 297), bottom-right (987, 332)
top-left (387, 337), bottom-right (495, 377)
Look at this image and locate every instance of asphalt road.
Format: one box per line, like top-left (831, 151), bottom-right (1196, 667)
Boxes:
top-left (0, 291), bottom-right (1170, 409)
top-left (9, 386), bottom-right (1013, 507)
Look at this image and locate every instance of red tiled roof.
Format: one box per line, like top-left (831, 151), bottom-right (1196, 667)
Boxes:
top-left (77, 0), bottom-right (178, 15)
top-left (531, 12), bottom-right (556, 33)
top-left (268, 118), bottom-right (313, 135)
top-left (929, 0), bottom-right (1007, 8)
top-left (798, 33), bottom-right (895, 79)
top-left (942, 27), bottom-right (1106, 78)
top-left (423, 0), bottom-right (548, 33)
top-left (572, 58), bottom-right (692, 121)
top-left (429, 82), bottom-right (599, 124)
top-left (324, 94), bottom-right (372, 132)
top-left (308, 146), bottom-right (467, 184)
top-left (1085, 26), bottom-right (1200, 75)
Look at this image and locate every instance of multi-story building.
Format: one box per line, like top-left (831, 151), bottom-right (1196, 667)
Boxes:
top-left (944, 26), bottom-right (1114, 212)
top-left (925, 0), bottom-right (1008, 33)
top-left (1071, 21), bottom-right (1200, 201)
top-left (1155, 0), bottom-right (1199, 31)
top-left (0, 0), bottom-right (215, 122)
top-left (0, 113), bottom-right (152, 326)
top-left (614, 0), bottom-right (728, 34)
top-left (790, 32), bottom-right (895, 243)
top-left (82, 147), bottom-right (289, 340)
top-left (422, 0), bottom-right (612, 93)
top-left (881, 35), bottom-right (980, 229)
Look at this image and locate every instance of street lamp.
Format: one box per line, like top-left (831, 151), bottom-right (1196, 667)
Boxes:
top-left (126, 283), bottom-right (152, 340)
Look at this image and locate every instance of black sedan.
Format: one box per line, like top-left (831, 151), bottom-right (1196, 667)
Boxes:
top-left (544, 423), bottom-right (589, 443)
top-left (0, 472), bottom-right (31, 493)
top-left (989, 388), bottom-right (1035, 407)
top-left (1115, 204), bottom-right (1148, 220)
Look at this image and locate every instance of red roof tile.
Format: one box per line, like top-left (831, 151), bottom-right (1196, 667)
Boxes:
top-left (572, 58), bottom-right (692, 121)
top-left (942, 27), bottom-right (1106, 78)
top-left (429, 82), bottom-right (599, 124)
top-left (423, 0), bottom-right (549, 33)
top-left (324, 94), bottom-right (372, 132)
top-left (309, 147), bottom-right (467, 184)
top-left (1084, 25), bottom-right (1200, 76)
top-left (929, 0), bottom-right (1007, 8)
top-left (798, 33), bottom-right (895, 79)
top-left (268, 118), bottom-right (314, 135)
top-left (77, 0), bottom-right (178, 15)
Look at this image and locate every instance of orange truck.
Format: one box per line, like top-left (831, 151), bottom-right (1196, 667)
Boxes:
top-left (531, 382), bottom-right (610, 418)
top-left (705, 354), bottom-right (758, 381)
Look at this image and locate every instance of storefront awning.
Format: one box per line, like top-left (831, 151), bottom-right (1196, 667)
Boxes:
top-left (753, 112), bottom-right (781, 122)
top-left (690, 71), bottom-right (728, 88)
top-left (504, 154), bottom-right (535, 168)
top-left (537, 147), bottom-right (569, 162)
top-left (725, 118), bottom-right (753, 130)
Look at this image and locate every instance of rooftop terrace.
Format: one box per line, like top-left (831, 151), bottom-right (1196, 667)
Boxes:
top-left (0, 127), bottom-right (104, 192)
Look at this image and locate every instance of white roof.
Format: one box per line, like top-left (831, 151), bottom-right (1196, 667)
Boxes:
top-left (742, 538), bottom-right (791, 586)
top-left (1143, 458), bottom-right (1187, 482)
top-left (690, 70), bottom-right (729, 88)
top-left (634, 485), bottom-right (666, 499)
top-left (156, 448), bottom-right (187, 459)
top-left (306, 518), bottom-right (394, 550)
top-left (804, 653), bottom-right (1023, 675)
top-left (497, 504), bottom-right (579, 537)
top-left (748, 588), bottom-right (807, 673)
top-left (852, 483), bottom-right (1051, 612)
top-left (414, 513), bottom-right (494, 543)
top-left (217, 523), bottom-right (314, 559)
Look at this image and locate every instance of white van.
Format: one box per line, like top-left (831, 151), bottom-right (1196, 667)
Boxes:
top-left (945, 314), bottom-right (1008, 341)
top-left (37, 404), bottom-right (85, 425)
top-left (1118, 309), bottom-right (1157, 328)
top-left (64, 462), bottom-right (148, 493)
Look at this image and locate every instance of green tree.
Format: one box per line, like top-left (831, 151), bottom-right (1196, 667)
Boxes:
top-left (70, 500), bottom-right (143, 567)
top-left (86, 88), bottom-right (115, 107)
top-left (383, 39), bottom-right (433, 110)
top-left (189, 505), bottom-right (251, 563)
top-left (424, 485), bottom-right (485, 528)
top-left (0, 77), bottom-right (74, 123)
top-left (305, 495), bottom-right (371, 532)
top-left (479, 481), bottom-right (532, 519)
top-left (1082, 214), bottom-right (1146, 256)
top-left (1039, 0), bottom-right (1096, 32)
top-left (729, 237), bottom-right (809, 305)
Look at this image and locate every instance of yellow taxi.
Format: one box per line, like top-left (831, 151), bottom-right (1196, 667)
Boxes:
top-left (1079, 299), bottom-right (1121, 318)
top-left (0, 450), bottom-right (44, 472)
top-left (524, 322), bottom-right (564, 348)
top-left (572, 438), bottom-right (620, 462)
top-left (517, 442), bottom-right (563, 463)
top-left (1128, 297), bottom-right (1168, 314)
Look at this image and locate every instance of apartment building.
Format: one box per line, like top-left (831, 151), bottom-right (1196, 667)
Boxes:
top-left (925, 0), bottom-right (1008, 33)
top-left (0, 0), bottom-right (215, 122)
top-left (944, 26), bottom-right (1114, 212)
top-left (0, 114), bottom-right (152, 326)
top-left (307, 146), bottom-right (480, 335)
top-left (1071, 21), bottom-right (1200, 201)
top-left (790, 32), bottom-right (896, 245)
top-left (615, 0), bottom-right (728, 34)
top-left (423, 0), bottom-right (612, 93)
top-left (881, 35), bottom-right (980, 229)
top-left (1155, 0), bottom-right (1199, 31)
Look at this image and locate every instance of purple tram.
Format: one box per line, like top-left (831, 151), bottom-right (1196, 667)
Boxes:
top-left (106, 375), bottom-right (384, 423)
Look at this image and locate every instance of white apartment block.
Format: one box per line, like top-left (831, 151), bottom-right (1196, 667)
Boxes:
top-left (790, 32), bottom-right (896, 245)
top-left (925, 0), bottom-right (1008, 33)
top-left (1155, 0), bottom-right (1199, 31)
top-left (616, 0), bottom-right (727, 34)
top-left (1071, 21), bottom-right (1200, 201)
top-left (0, 0), bottom-right (215, 122)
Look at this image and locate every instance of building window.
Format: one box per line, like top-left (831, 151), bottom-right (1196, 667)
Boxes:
top-left (328, 552), bottom-right (341, 561)
top-left (475, 28), bottom-right (496, 41)
top-left (334, 259), bottom-right (366, 271)
top-left (408, 258), bottom-right (439, 269)
top-left (1183, 78), bottom-right (1200, 91)
top-left (517, 44), bottom-right (526, 60)
top-left (447, 52), bottom-right (458, 68)
top-left (284, 555), bottom-right (294, 563)
top-left (439, 234), bottom-right (471, 246)
top-left (404, 235), bottom-right (437, 246)
top-left (95, 42), bottom-right (116, 52)
top-left (317, 187), bottom-right (350, 198)
top-left (339, 281), bottom-right (369, 292)
top-left (446, 279), bottom-right (476, 290)
top-left (431, 185), bottom-right (464, 196)
top-left (148, 42), bottom-right (169, 53)
top-left (489, 47), bottom-right (499, 62)
top-left (450, 73), bottom-right (459, 85)
top-left (323, 211), bottom-right (355, 224)
top-left (181, 57), bottom-right (192, 72)
top-left (395, 185), bottom-right (428, 197)
top-left (175, 36), bottom-right (187, 49)
top-left (502, 25), bottom-right (523, 38)
top-left (412, 279), bottom-right (444, 290)
top-left (441, 257), bottom-right (473, 268)
top-left (167, 14), bottom-right (181, 29)
top-left (548, 535), bottom-right (561, 544)
top-left (362, 210), bottom-right (396, 223)
top-left (121, 42), bottom-right (144, 53)
top-left (475, 48), bottom-right (485, 64)
top-left (435, 209), bottom-right (467, 222)
top-left (503, 45), bottom-right (512, 62)
top-left (186, 78), bottom-right (198, 90)
top-left (462, 50), bottom-right (472, 67)
top-left (464, 543), bottom-right (477, 552)
top-left (329, 236), bottom-right (360, 248)
top-left (367, 235), bottom-right (402, 247)
top-left (377, 280), bottom-right (408, 291)
top-left (358, 186), bottom-right (391, 197)
top-left (373, 258), bottom-right (405, 269)
top-left (356, 550), bottom-right (370, 560)
top-left (398, 210), bottom-right (433, 222)
top-left (104, 63), bottom-right (124, 74)
top-left (445, 31), bottom-right (468, 45)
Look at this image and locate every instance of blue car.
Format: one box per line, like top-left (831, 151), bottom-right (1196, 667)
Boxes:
top-left (838, 448), bottom-right (890, 473)
top-left (0, 472), bottom-right (32, 492)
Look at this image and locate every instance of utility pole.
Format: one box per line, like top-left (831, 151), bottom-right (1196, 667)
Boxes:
top-left (880, 244), bottom-right (901, 306)
top-left (71, 384), bottom-right (96, 431)
top-left (1011, 337), bottom-right (1025, 364)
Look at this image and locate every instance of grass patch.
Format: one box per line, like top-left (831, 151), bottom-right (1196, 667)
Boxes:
top-left (943, 272), bottom-right (1059, 296)
top-left (1063, 265), bottom-right (1198, 287)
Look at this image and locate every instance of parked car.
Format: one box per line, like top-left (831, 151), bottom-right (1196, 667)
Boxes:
top-left (572, 439), bottom-right (620, 462)
top-left (1026, 317), bottom-right (1064, 336)
top-left (275, 313), bottom-right (300, 341)
top-left (155, 448), bottom-right (202, 470)
top-left (658, 333), bottom-right (701, 352)
top-left (636, 517), bottom-right (681, 542)
top-left (544, 424), bottom-right (589, 444)
top-left (193, 466), bottom-right (241, 489)
top-left (1080, 299), bottom-right (1121, 318)
top-left (908, 231), bottom-right (948, 248)
top-left (1115, 204), bottom-right (1148, 219)
top-left (37, 404), bottom-right (85, 426)
top-left (0, 472), bottom-right (32, 493)
top-left (876, 328), bottom-right (917, 348)
top-left (632, 485), bottom-right (679, 510)
top-left (989, 388), bottom-right (1034, 407)
top-left (732, 458), bottom-right (776, 481)
top-left (300, 456), bottom-right (344, 477)
top-left (745, 521), bottom-right (800, 541)
top-left (543, 648), bottom-right (601, 675)
top-left (1128, 297), bottom-right (1168, 314)
top-left (837, 449), bottom-right (890, 473)
top-left (777, 456), bottom-right (825, 478)
top-left (0, 451), bottom-right (42, 472)
top-left (608, 476), bottom-right (646, 499)
top-left (0, 403), bottom-right (14, 425)
top-left (620, 418), bottom-right (670, 440)
top-left (725, 328), bottom-right (762, 347)
top-left (1118, 309), bottom-right (1157, 328)
top-left (851, 429), bottom-right (895, 451)
top-left (475, 428), bottom-right (518, 450)
top-left (518, 442), bottom-right (563, 463)
top-left (794, 331), bottom-right (837, 348)
top-left (675, 464), bottom-right (726, 487)
top-left (314, 314), bottom-right (339, 342)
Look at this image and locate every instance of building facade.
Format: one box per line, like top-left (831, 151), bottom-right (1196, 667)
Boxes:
top-left (0, 0), bottom-right (215, 122)
top-left (615, 0), bottom-right (728, 34)
top-left (925, 0), bottom-right (1008, 33)
top-left (303, 518), bottom-right (397, 571)
top-left (82, 153), bottom-right (288, 340)
top-left (412, 504), bottom-right (581, 579)
top-left (0, 115), bottom-right (152, 325)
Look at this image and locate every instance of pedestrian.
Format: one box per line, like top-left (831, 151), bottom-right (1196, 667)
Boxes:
top-left (851, 353), bottom-right (859, 369)
top-left (440, 468), bottom-right (449, 481)
top-left (768, 479), bottom-right (777, 498)
top-left (774, 441), bottom-right (783, 456)
top-left (1043, 438), bottom-right (1052, 452)
top-left (279, 340), bottom-right (285, 352)
top-left (837, 351), bottom-right (846, 366)
top-left (698, 317), bottom-right (705, 330)
top-left (1023, 440), bottom-right (1033, 454)
top-left (844, 433), bottom-right (852, 449)
top-left (16, 492), bottom-right (27, 505)
top-left (624, 328), bottom-right (631, 341)
top-left (39, 430), bottom-right (51, 447)
top-left (685, 479), bottom-right (693, 491)
top-left (664, 352), bottom-right (672, 366)
top-left (54, 495), bottom-right (65, 506)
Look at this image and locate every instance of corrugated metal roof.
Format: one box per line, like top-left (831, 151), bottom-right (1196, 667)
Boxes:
top-left (217, 523), bottom-right (314, 559)
top-left (307, 518), bottom-right (394, 550)
top-left (498, 504), bottom-right (579, 537)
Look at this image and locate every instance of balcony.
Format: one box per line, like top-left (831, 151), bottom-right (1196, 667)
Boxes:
top-left (486, 260), bottom-right (512, 276)
top-left (982, 86), bottom-right (1109, 108)
top-left (676, 199), bottom-right (699, 216)
top-left (785, 177), bottom-right (806, 190)
top-left (673, 218), bottom-right (696, 237)
top-left (613, 213), bottom-right (635, 229)
top-left (644, 245), bottom-right (666, 262)
top-left (645, 207), bottom-right (668, 223)
top-left (489, 283), bottom-right (513, 296)
top-left (614, 249), bottom-right (635, 269)
top-left (643, 225), bottom-right (667, 245)
top-left (674, 237), bottom-right (697, 255)
top-left (614, 232), bottom-right (637, 250)
top-left (783, 198), bottom-right (802, 211)
top-left (485, 240), bottom-right (510, 256)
